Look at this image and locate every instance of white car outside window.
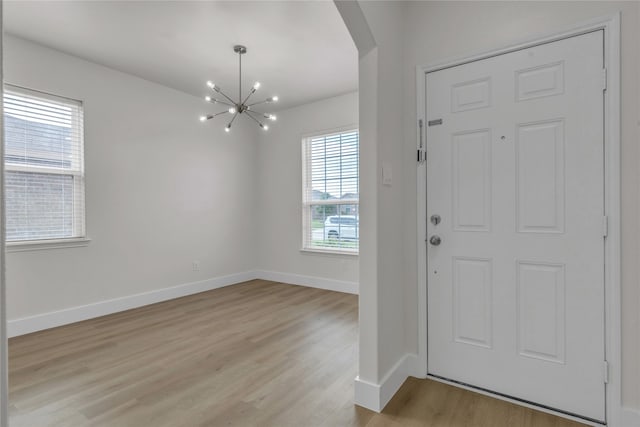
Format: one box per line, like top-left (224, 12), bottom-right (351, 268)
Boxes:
top-left (324, 215), bottom-right (359, 240)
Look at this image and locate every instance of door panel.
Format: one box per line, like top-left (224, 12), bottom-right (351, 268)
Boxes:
top-left (517, 261), bottom-right (566, 364)
top-left (452, 129), bottom-right (492, 231)
top-left (426, 31), bottom-right (605, 422)
top-left (453, 256), bottom-right (493, 348)
top-left (516, 119), bottom-right (565, 233)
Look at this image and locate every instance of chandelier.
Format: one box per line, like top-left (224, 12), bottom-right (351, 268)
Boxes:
top-left (200, 45), bottom-right (278, 132)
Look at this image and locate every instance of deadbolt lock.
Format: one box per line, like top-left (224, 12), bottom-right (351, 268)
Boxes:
top-left (430, 214), bottom-right (441, 226)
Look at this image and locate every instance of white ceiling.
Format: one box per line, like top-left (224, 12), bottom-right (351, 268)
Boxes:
top-left (4, 1), bottom-right (358, 111)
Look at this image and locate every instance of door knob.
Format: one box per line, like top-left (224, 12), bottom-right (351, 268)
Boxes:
top-left (429, 235), bottom-right (441, 246)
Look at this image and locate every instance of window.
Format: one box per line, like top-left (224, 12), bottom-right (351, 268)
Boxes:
top-left (4, 85), bottom-right (85, 243)
top-left (302, 129), bottom-right (358, 253)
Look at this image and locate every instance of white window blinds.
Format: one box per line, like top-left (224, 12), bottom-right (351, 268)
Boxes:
top-left (302, 129), bottom-right (359, 253)
top-left (4, 85), bottom-right (85, 242)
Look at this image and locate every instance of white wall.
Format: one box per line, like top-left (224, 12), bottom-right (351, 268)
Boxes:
top-left (401, 1), bottom-right (640, 411)
top-left (4, 36), bottom-right (259, 324)
top-left (256, 92), bottom-right (359, 292)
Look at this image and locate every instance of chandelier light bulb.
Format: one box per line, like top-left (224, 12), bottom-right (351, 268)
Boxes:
top-left (225, 125), bottom-right (231, 133)
top-left (263, 124), bottom-right (269, 130)
top-left (199, 115), bottom-right (207, 122)
top-left (206, 81), bottom-right (215, 89)
top-left (205, 96), bottom-right (212, 102)
top-left (253, 82), bottom-right (261, 90)
top-left (229, 107), bottom-right (237, 114)
top-left (272, 96), bottom-right (279, 102)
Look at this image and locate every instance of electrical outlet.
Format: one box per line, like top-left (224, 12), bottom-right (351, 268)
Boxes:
top-left (192, 261), bottom-right (200, 271)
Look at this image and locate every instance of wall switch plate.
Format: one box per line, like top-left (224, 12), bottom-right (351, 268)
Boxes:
top-left (192, 261), bottom-right (200, 271)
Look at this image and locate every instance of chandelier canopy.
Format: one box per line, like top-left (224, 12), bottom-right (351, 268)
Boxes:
top-left (200, 45), bottom-right (278, 132)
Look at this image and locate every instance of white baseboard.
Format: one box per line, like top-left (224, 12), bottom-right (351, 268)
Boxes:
top-left (354, 354), bottom-right (410, 412)
top-left (621, 407), bottom-right (640, 426)
top-left (255, 270), bottom-right (358, 295)
top-left (404, 353), bottom-right (426, 379)
top-left (8, 271), bottom-right (258, 338)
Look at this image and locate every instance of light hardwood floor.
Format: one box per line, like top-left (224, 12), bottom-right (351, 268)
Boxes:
top-left (9, 280), bottom-right (586, 426)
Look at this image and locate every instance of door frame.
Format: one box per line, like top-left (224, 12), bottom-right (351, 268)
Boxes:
top-left (415, 13), bottom-right (621, 425)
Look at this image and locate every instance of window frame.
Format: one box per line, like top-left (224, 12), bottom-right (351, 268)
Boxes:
top-left (4, 84), bottom-right (88, 249)
top-left (301, 126), bottom-right (359, 255)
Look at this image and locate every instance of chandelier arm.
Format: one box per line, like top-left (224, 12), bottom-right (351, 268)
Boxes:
top-left (246, 99), bottom-right (269, 108)
top-left (214, 87), bottom-right (238, 106)
top-left (228, 111), bottom-right (239, 127)
top-left (239, 49), bottom-right (242, 104)
top-left (244, 110), bottom-right (264, 127)
top-left (207, 97), bottom-right (235, 108)
top-left (241, 88), bottom-right (257, 106)
top-left (201, 110), bottom-right (229, 122)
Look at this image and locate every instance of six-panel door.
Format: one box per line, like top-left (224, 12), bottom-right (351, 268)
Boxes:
top-left (426, 31), bottom-right (605, 422)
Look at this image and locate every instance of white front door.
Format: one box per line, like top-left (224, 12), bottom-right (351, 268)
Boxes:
top-left (426, 31), bottom-right (605, 422)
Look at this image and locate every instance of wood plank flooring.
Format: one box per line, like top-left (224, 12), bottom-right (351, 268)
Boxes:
top-left (9, 279), bottom-right (586, 426)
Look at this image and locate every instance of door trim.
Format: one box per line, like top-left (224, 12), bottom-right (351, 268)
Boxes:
top-left (414, 13), bottom-right (621, 425)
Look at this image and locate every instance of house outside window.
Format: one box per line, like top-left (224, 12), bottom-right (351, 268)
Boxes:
top-left (4, 85), bottom-right (86, 243)
top-left (302, 128), bottom-right (358, 253)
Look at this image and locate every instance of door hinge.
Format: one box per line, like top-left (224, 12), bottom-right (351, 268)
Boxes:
top-left (417, 149), bottom-right (426, 163)
top-left (603, 360), bottom-right (609, 384)
top-left (602, 68), bottom-right (608, 91)
top-left (603, 215), bottom-right (609, 238)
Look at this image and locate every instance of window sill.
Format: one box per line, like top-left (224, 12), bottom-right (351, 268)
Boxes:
top-left (7, 237), bottom-right (91, 253)
top-left (300, 247), bottom-right (359, 257)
